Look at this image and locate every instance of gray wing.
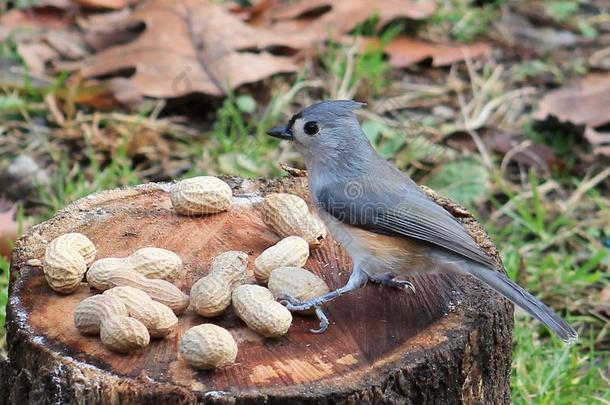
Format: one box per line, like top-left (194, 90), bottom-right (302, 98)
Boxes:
top-left (316, 182), bottom-right (496, 268)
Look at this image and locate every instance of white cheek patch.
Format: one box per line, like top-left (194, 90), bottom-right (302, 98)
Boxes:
top-left (292, 118), bottom-right (305, 141)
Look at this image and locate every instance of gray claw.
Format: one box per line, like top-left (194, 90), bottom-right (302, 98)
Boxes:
top-left (277, 295), bottom-right (330, 333)
top-left (310, 307), bottom-right (329, 334)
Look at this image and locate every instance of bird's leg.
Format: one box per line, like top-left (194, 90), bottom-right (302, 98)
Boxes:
top-left (369, 272), bottom-right (416, 292)
top-left (278, 267), bottom-right (368, 313)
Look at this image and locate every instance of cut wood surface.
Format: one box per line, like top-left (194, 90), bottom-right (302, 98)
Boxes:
top-left (2, 176), bottom-right (513, 404)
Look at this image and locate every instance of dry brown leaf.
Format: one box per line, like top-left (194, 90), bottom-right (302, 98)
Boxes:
top-left (269, 0), bottom-right (435, 44)
top-left (536, 73), bottom-right (610, 158)
top-left (16, 42), bottom-right (58, 75)
top-left (0, 7), bottom-right (74, 31)
top-left (271, 0), bottom-right (434, 30)
top-left (75, 0), bottom-right (298, 98)
top-left (355, 36), bottom-right (491, 68)
top-left (584, 126), bottom-right (610, 158)
top-left (77, 0), bottom-right (129, 9)
top-left (536, 73), bottom-right (610, 128)
top-left (484, 132), bottom-right (562, 173)
top-left (0, 202), bottom-right (18, 259)
top-left (82, 9), bottom-right (144, 52)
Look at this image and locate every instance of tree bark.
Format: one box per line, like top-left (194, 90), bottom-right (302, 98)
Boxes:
top-left (2, 176), bottom-right (513, 404)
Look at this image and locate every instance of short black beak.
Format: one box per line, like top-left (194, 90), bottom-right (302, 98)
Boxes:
top-left (267, 125), bottom-right (293, 141)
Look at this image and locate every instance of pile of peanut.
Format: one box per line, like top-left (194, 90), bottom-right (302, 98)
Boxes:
top-left (40, 176), bottom-right (330, 370)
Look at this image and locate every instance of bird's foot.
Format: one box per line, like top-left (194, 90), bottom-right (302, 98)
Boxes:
top-left (278, 294), bottom-right (324, 311)
top-left (277, 294), bottom-right (330, 334)
top-left (370, 273), bottom-right (416, 293)
top-left (312, 307), bottom-right (330, 334)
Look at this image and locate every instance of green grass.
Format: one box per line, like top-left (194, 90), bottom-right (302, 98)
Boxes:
top-left (512, 317), bottom-right (609, 404)
top-left (183, 93), bottom-right (287, 178)
top-left (485, 170), bottom-right (610, 403)
top-left (37, 142), bottom-right (142, 220)
top-left (429, 0), bottom-right (501, 42)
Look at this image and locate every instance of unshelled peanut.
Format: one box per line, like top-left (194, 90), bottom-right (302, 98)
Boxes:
top-left (191, 251), bottom-right (248, 317)
top-left (74, 294), bottom-right (149, 353)
top-left (261, 193), bottom-right (326, 248)
top-left (171, 176), bottom-right (232, 215)
top-left (232, 284), bottom-right (292, 338)
top-left (74, 294), bottom-right (128, 335)
top-left (87, 268), bottom-right (189, 315)
top-left (87, 247), bottom-right (182, 287)
top-left (254, 236), bottom-right (309, 283)
top-left (267, 267), bottom-right (329, 314)
top-left (179, 324), bottom-right (238, 370)
top-left (103, 286), bottom-right (178, 338)
top-left (100, 316), bottom-right (150, 353)
top-left (43, 233), bottom-right (96, 294)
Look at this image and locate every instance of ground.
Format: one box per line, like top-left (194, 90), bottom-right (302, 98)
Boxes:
top-left (0, 0), bottom-right (609, 403)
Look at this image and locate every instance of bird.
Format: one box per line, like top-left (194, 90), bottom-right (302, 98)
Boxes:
top-left (267, 99), bottom-right (578, 343)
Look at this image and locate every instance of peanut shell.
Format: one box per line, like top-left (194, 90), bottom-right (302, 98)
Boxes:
top-left (261, 193), bottom-right (326, 248)
top-left (171, 176), bottom-right (232, 215)
top-left (106, 270), bottom-right (189, 315)
top-left (254, 236), bottom-right (309, 283)
top-left (100, 316), bottom-right (150, 353)
top-left (232, 284), bottom-right (292, 338)
top-left (190, 273), bottom-right (232, 317)
top-left (74, 294), bottom-right (128, 335)
top-left (179, 324), bottom-right (237, 370)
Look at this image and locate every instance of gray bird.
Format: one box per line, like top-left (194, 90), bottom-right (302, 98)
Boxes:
top-left (267, 99), bottom-right (577, 343)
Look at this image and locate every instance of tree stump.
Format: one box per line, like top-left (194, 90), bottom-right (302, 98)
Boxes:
top-left (2, 176), bottom-right (513, 405)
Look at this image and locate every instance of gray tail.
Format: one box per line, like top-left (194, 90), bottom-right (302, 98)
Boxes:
top-left (467, 265), bottom-right (578, 343)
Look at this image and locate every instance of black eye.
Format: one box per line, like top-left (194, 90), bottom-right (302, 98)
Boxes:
top-left (303, 121), bottom-right (319, 136)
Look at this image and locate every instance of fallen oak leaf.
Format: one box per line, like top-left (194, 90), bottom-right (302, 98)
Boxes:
top-left (77, 0), bottom-right (130, 9)
top-left (584, 126), bottom-right (610, 158)
top-left (351, 36), bottom-right (491, 68)
top-left (72, 0), bottom-right (298, 98)
top-left (270, 0), bottom-right (435, 31)
top-left (269, 0), bottom-right (435, 44)
top-left (16, 42), bottom-right (58, 75)
top-left (0, 7), bottom-right (74, 32)
top-left (483, 132), bottom-right (562, 173)
top-left (535, 73), bottom-right (610, 128)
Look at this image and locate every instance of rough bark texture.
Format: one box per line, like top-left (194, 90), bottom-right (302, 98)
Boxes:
top-left (1, 176), bottom-right (513, 405)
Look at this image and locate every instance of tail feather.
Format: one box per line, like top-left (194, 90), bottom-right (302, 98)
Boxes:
top-left (467, 265), bottom-right (578, 343)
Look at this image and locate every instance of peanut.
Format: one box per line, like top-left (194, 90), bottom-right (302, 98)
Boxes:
top-left (261, 193), bottom-right (326, 248)
top-left (267, 267), bottom-right (329, 315)
top-left (87, 247), bottom-right (182, 288)
top-left (87, 268), bottom-right (189, 315)
top-left (44, 233), bottom-right (96, 294)
top-left (254, 236), bottom-right (309, 283)
top-left (210, 251), bottom-right (248, 286)
top-left (179, 324), bottom-right (237, 370)
top-left (171, 176), bottom-right (232, 215)
top-left (103, 286), bottom-right (178, 338)
top-left (190, 251), bottom-right (248, 317)
top-left (232, 284), bottom-right (292, 338)
top-left (74, 294), bottom-right (149, 353)
top-left (74, 294), bottom-right (128, 335)
top-left (191, 274), bottom-right (231, 317)
top-left (101, 317), bottom-right (150, 353)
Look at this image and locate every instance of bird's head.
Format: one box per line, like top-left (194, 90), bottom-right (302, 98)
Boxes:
top-left (267, 100), bottom-right (369, 167)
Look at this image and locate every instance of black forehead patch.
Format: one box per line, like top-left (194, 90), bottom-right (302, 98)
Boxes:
top-left (287, 111), bottom-right (302, 129)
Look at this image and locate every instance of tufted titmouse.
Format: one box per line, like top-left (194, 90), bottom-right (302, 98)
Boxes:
top-left (267, 100), bottom-right (577, 343)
